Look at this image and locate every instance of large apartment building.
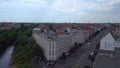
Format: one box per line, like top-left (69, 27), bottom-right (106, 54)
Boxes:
top-left (32, 28), bottom-right (89, 61)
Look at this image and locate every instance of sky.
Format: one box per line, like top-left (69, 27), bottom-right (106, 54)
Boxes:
top-left (0, 0), bottom-right (120, 23)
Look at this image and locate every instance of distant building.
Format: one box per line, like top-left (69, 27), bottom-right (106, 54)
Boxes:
top-left (3, 25), bottom-right (13, 30)
top-left (33, 28), bottom-right (41, 31)
top-left (72, 30), bottom-right (89, 43)
top-left (114, 26), bottom-right (120, 37)
top-left (0, 23), bottom-right (21, 30)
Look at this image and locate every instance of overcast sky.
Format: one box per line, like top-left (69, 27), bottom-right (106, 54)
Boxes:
top-left (0, 0), bottom-right (120, 23)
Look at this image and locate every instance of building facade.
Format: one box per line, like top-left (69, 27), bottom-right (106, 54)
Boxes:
top-left (32, 28), bottom-right (89, 61)
top-left (100, 32), bottom-right (115, 51)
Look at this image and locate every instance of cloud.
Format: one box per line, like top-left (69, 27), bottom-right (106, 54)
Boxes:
top-left (50, 0), bottom-right (120, 13)
top-left (0, 0), bottom-right (48, 8)
top-left (50, 0), bottom-right (90, 14)
top-left (47, 0), bottom-right (120, 18)
top-left (1, 0), bottom-right (120, 11)
top-left (90, 0), bottom-right (120, 10)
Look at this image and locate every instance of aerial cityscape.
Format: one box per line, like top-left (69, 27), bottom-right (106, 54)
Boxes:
top-left (0, 0), bottom-right (120, 68)
top-left (0, 23), bottom-right (120, 68)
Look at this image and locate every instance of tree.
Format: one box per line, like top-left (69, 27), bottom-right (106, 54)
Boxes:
top-left (14, 32), bottom-right (28, 46)
top-left (61, 52), bottom-right (67, 60)
top-left (0, 33), bottom-right (7, 46)
top-left (49, 24), bottom-right (53, 30)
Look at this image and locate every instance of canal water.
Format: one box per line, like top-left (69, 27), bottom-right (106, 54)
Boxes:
top-left (0, 46), bottom-right (14, 68)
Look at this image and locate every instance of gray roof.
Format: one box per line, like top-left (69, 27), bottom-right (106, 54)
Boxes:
top-left (94, 51), bottom-right (120, 68)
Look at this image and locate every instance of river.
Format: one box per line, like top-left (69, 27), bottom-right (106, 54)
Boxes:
top-left (0, 46), bottom-right (14, 68)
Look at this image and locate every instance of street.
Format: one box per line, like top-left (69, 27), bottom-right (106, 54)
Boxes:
top-left (71, 27), bottom-right (109, 68)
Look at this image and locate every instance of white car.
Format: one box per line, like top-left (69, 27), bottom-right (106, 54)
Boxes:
top-left (87, 42), bottom-right (91, 45)
top-left (90, 51), bottom-right (94, 56)
top-left (87, 42), bottom-right (91, 48)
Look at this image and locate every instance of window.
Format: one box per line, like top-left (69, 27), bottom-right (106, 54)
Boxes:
top-left (52, 45), bottom-right (54, 48)
top-left (105, 42), bottom-right (107, 48)
top-left (49, 44), bottom-right (51, 49)
top-left (49, 52), bottom-right (51, 55)
top-left (109, 43), bottom-right (111, 48)
top-left (52, 57), bottom-right (54, 60)
top-left (52, 52), bottom-right (54, 55)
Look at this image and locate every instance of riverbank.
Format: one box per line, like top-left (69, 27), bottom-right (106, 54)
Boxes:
top-left (8, 59), bottom-right (16, 68)
top-left (0, 47), bottom-right (8, 57)
top-left (0, 29), bottom-right (18, 57)
top-left (0, 46), bottom-right (14, 68)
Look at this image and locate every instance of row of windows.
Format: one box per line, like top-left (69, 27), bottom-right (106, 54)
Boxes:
top-left (49, 57), bottom-right (54, 60)
top-left (49, 44), bottom-right (54, 49)
top-left (49, 52), bottom-right (54, 55)
top-left (105, 42), bottom-right (113, 48)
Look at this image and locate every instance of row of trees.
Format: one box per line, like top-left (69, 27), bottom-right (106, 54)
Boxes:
top-left (0, 29), bottom-right (17, 47)
top-left (11, 24), bottom-right (44, 68)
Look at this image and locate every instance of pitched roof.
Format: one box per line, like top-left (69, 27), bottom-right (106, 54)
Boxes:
top-left (104, 31), bottom-right (117, 41)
